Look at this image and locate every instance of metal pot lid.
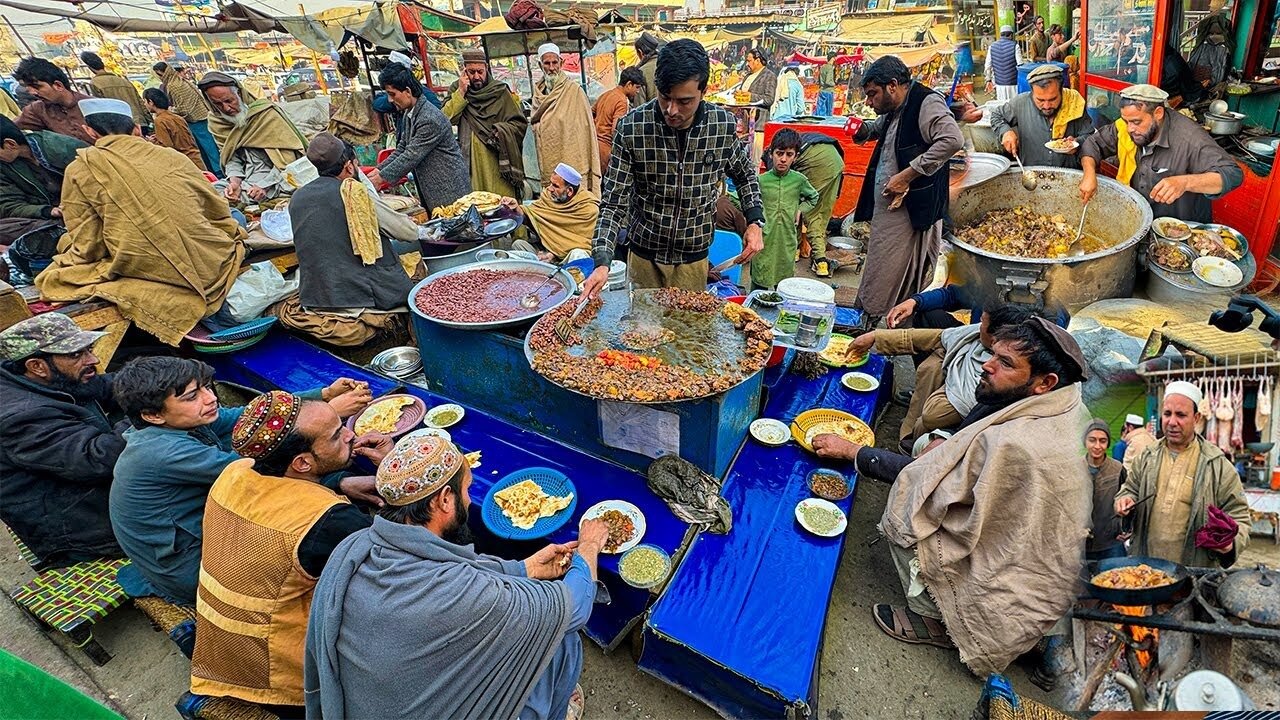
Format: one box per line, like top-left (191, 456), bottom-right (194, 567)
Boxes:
top-left (1217, 564), bottom-right (1280, 627)
top-left (482, 217), bottom-right (521, 237)
top-left (1172, 670), bottom-right (1249, 711)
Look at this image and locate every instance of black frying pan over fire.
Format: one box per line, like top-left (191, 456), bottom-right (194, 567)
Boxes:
top-left (1085, 556), bottom-right (1193, 606)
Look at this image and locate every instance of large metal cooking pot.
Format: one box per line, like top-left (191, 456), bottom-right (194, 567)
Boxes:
top-left (947, 167), bottom-right (1152, 312)
top-left (1205, 111), bottom-right (1244, 136)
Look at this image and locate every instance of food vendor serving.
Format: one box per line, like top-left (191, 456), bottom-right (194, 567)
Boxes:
top-left (988, 64), bottom-right (1092, 169)
top-left (583, 40), bottom-right (764, 297)
top-left (1078, 84), bottom-right (1242, 223)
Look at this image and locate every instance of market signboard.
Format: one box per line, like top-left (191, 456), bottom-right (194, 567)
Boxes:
top-left (804, 4), bottom-right (842, 32)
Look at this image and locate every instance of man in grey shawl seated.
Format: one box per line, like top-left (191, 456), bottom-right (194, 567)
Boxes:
top-left (814, 317), bottom-right (1094, 673)
top-left (840, 302), bottom-right (1033, 453)
top-left (305, 434), bottom-right (610, 720)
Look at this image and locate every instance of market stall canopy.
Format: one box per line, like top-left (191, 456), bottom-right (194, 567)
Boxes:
top-left (0, 0), bottom-right (285, 33)
top-left (280, 3), bottom-right (408, 53)
top-left (666, 28), bottom-right (758, 51)
top-left (831, 14), bottom-right (937, 46)
top-left (413, 3), bottom-right (479, 34)
top-left (685, 13), bottom-right (799, 27)
top-left (786, 51), bottom-right (827, 65)
top-left (441, 16), bottom-right (592, 59)
top-left (864, 42), bottom-right (952, 69)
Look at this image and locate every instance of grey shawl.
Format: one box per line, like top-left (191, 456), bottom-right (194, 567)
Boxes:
top-left (304, 517), bottom-right (572, 719)
top-left (939, 323), bottom-right (990, 417)
top-left (376, 98), bottom-right (471, 214)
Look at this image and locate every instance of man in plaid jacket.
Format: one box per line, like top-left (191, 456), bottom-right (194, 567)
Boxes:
top-left (584, 40), bottom-right (764, 295)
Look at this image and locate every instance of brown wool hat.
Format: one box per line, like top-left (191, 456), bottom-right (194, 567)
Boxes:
top-left (1030, 316), bottom-right (1089, 381)
top-left (306, 132), bottom-right (347, 170)
top-left (460, 48), bottom-right (488, 64)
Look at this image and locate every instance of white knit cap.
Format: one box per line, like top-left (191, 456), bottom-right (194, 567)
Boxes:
top-left (1164, 381), bottom-right (1203, 408)
top-left (553, 162), bottom-right (581, 186)
top-left (1125, 414), bottom-right (1145, 427)
top-left (78, 98), bottom-right (133, 119)
top-left (538, 43), bottom-right (561, 59)
top-left (389, 50), bottom-right (413, 68)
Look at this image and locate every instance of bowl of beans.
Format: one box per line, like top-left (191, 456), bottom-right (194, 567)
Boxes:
top-left (807, 469), bottom-right (851, 501)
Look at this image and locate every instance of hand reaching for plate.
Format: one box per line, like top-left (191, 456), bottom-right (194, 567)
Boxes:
top-left (812, 434), bottom-right (863, 461)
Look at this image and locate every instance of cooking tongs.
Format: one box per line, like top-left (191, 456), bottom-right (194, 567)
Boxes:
top-left (555, 295), bottom-right (590, 343)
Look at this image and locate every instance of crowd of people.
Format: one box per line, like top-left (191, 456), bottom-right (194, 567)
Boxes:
top-left (0, 28), bottom-right (1262, 720)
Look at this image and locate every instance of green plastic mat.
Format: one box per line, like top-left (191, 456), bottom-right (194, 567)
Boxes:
top-left (0, 649), bottom-right (121, 720)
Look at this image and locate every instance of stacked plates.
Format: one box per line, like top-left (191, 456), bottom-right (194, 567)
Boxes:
top-left (371, 346), bottom-right (423, 379)
top-left (185, 317), bottom-right (276, 354)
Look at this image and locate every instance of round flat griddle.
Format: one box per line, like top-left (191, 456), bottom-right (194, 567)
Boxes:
top-left (523, 289), bottom-right (770, 404)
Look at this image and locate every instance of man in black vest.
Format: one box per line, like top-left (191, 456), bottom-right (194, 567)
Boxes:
top-left (274, 133), bottom-right (414, 347)
top-left (850, 57), bottom-right (963, 325)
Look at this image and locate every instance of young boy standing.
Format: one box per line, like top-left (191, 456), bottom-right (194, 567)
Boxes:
top-left (751, 128), bottom-right (819, 290)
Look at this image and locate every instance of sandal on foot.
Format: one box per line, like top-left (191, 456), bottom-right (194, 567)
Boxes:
top-left (873, 603), bottom-right (954, 648)
top-left (564, 683), bottom-right (585, 720)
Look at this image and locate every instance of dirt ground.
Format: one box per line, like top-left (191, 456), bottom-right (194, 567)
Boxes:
top-left (4, 261), bottom-right (1277, 719)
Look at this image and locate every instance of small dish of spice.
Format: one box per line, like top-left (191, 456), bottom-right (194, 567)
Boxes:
top-left (807, 469), bottom-right (851, 501)
top-left (618, 544), bottom-right (672, 589)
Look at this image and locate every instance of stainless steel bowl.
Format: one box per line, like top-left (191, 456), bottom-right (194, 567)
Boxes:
top-left (371, 346), bottom-right (422, 378)
top-left (1194, 223), bottom-right (1250, 259)
top-left (409, 259), bottom-right (578, 331)
top-left (1147, 239), bottom-right (1197, 274)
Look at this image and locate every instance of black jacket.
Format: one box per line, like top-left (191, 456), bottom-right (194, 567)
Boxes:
top-left (0, 367), bottom-right (125, 568)
top-left (855, 82), bottom-right (951, 231)
top-left (290, 176), bottom-right (415, 312)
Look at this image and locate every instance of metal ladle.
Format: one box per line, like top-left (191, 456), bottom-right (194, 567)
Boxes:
top-left (1067, 200), bottom-right (1091, 257)
top-left (1012, 154), bottom-right (1038, 191)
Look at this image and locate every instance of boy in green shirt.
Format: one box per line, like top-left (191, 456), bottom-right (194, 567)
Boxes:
top-left (751, 129), bottom-right (819, 290)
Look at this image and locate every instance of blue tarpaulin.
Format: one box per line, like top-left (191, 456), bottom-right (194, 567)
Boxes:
top-left (638, 350), bottom-right (888, 718)
top-left (206, 332), bottom-right (690, 647)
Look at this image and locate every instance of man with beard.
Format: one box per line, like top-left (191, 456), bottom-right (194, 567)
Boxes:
top-left (109, 356), bottom-right (375, 606)
top-left (989, 64), bottom-right (1091, 169)
top-left (734, 48), bottom-right (778, 124)
top-left (35, 99), bottom-right (246, 348)
top-left (153, 62), bottom-right (220, 175)
top-left (849, 56), bottom-right (963, 325)
top-left (503, 162), bottom-right (599, 261)
top-left (13, 58), bottom-right (93, 144)
top-left (1079, 84), bottom-right (1241, 223)
top-left (190, 391), bottom-right (387, 712)
top-left (442, 49), bottom-right (528, 199)
top-left (197, 71), bottom-right (307, 203)
top-left (0, 313), bottom-right (124, 568)
top-left (305, 435), bottom-right (611, 720)
top-left (818, 317), bottom-right (1093, 673)
top-left (1116, 381), bottom-right (1250, 568)
top-left (532, 43), bottom-right (601, 194)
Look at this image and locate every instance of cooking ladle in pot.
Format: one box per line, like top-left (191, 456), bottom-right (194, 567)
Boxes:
top-left (1067, 200), bottom-right (1091, 257)
top-left (1012, 154), bottom-right (1037, 191)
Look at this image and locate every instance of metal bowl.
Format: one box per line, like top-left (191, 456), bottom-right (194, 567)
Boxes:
top-left (409, 259), bottom-right (578, 331)
top-left (1148, 240), bottom-right (1197, 274)
top-left (371, 346), bottom-right (422, 378)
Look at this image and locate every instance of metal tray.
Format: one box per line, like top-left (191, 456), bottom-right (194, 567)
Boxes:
top-left (409, 259), bottom-right (577, 331)
top-left (950, 152), bottom-right (1011, 191)
top-left (522, 288), bottom-right (767, 405)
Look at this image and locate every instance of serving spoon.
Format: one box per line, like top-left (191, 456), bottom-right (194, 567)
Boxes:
top-left (1067, 200), bottom-right (1091, 257)
top-left (1012, 154), bottom-right (1038, 191)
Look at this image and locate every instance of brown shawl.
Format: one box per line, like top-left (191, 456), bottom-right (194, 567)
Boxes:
top-left (881, 383), bottom-right (1093, 674)
top-left (532, 74), bottom-right (602, 193)
top-left (523, 188), bottom-right (599, 258)
top-left (36, 135), bottom-right (246, 345)
top-left (453, 79), bottom-right (527, 195)
top-left (209, 98), bottom-right (307, 171)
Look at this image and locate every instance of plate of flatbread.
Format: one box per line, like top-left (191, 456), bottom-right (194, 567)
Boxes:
top-left (482, 468), bottom-right (578, 540)
top-left (348, 394), bottom-right (426, 438)
top-left (790, 409), bottom-right (875, 453)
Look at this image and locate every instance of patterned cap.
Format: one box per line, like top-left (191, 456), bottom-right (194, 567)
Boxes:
top-left (232, 391), bottom-right (304, 459)
top-left (0, 314), bottom-right (105, 361)
top-left (376, 435), bottom-right (466, 506)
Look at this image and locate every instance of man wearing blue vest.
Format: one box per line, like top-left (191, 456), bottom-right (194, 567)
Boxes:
top-left (984, 26), bottom-right (1023, 104)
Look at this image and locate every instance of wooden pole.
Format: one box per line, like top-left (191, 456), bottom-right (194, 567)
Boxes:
top-left (3, 15), bottom-right (33, 55)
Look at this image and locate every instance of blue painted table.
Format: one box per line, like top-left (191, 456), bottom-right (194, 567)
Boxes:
top-left (637, 351), bottom-right (889, 718)
top-left (206, 332), bottom-right (691, 648)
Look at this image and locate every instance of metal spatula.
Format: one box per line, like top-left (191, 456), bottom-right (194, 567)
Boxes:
top-left (555, 296), bottom-right (590, 343)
